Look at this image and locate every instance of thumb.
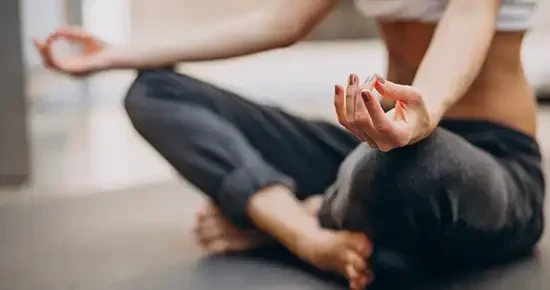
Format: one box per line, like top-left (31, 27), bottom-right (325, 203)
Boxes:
top-left (374, 74), bottom-right (420, 102)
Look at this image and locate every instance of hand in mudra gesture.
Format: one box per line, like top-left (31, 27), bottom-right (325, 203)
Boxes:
top-left (334, 73), bottom-right (434, 152)
top-left (34, 26), bottom-right (109, 76)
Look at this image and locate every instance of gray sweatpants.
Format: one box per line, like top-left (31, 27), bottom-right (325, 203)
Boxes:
top-left (319, 122), bottom-right (545, 269)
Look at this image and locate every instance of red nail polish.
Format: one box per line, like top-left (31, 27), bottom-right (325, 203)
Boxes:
top-left (334, 85), bottom-right (340, 94)
top-left (348, 75), bottom-right (354, 85)
top-left (375, 73), bottom-right (386, 84)
top-left (361, 91), bottom-right (371, 102)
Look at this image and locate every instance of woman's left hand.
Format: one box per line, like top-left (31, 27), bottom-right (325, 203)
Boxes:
top-left (334, 73), bottom-right (436, 152)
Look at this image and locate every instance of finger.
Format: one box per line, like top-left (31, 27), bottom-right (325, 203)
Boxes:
top-left (37, 38), bottom-right (60, 69)
top-left (334, 84), bottom-right (349, 129)
top-left (33, 39), bottom-right (46, 51)
top-left (362, 90), bottom-right (410, 150)
top-left (394, 100), bottom-right (408, 121)
top-left (345, 74), bottom-right (368, 140)
top-left (52, 26), bottom-right (93, 42)
top-left (360, 74), bottom-right (377, 91)
top-left (33, 39), bottom-right (50, 64)
top-left (350, 91), bottom-right (377, 143)
top-left (345, 73), bottom-right (359, 123)
top-left (374, 75), bottom-right (420, 102)
top-left (361, 90), bottom-right (392, 133)
top-left (335, 84), bottom-right (374, 146)
top-left (353, 75), bottom-right (378, 138)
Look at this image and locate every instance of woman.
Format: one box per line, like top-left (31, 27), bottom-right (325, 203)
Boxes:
top-left (35, 0), bottom-right (545, 289)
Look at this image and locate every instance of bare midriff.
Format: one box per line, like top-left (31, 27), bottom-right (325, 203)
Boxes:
top-left (378, 21), bottom-right (537, 137)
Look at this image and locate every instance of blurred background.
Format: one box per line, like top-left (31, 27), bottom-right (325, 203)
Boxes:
top-left (0, 1), bottom-right (549, 290)
top-left (1, 0), bottom-right (548, 200)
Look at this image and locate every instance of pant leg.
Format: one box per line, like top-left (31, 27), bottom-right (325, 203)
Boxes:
top-left (124, 69), bottom-right (360, 227)
top-left (322, 127), bottom-right (544, 268)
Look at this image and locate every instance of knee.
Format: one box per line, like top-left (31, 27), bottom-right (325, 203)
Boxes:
top-left (342, 132), bottom-right (455, 231)
top-left (123, 70), bottom-right (170, 136)
top-left (124, 70), bottom-right (167, 116)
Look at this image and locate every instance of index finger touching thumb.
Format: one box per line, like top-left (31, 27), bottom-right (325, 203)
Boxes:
top-left (374, 74), bottom-right (420, 102)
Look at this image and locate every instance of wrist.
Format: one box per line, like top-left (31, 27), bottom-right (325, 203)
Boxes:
top-left (97, 47), bottom-right (128, 70)
top-left (423, 98), bottom-right (445, 128)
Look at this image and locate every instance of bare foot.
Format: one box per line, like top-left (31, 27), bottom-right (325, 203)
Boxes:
top-left (296, 229), bottom-right (374, 290)
top-left (193, 195), bottom-right (324, 254)
top-left (192, 202), bottom-right (269, 254)
top-left (193, 200), bottom-right (375, 288)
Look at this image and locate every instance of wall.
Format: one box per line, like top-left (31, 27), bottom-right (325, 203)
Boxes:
top-left (21, 0), bottom-right (65, 68)
top-left (0, 0), bottom-right (29, 185)
top-left (82, 0), bottom-right (131, 45)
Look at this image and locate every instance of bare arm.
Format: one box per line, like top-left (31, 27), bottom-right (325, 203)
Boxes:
top-left (106, 0), bottom-right (339, 69)
top-left (413, 0), bottom-right (502, 123)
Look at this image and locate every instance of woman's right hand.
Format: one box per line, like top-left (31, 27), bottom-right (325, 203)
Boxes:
top-left (34, 27), bottom-right (111, 77)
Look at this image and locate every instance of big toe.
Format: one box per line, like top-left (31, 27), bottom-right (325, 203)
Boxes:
top-left (197, 202), bottom-right (219, 219)
top-left (345, 232), bottom-right (373, 258)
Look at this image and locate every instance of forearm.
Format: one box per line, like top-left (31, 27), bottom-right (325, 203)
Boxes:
top-left (104, 11), bottom-right (293, 69)
top-left (101, 0), bottom-right (338, 70)
top-left (412, 0), bottom-right (501, 122)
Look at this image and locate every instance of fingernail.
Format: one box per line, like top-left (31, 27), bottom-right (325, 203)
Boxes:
top-left (334, 85), bottom-right (340, 94)
top-left (374, 73), bottom-right (386, 84)
top-left (348, 74), bottom-right (355, 85)
top-left (361, 90), bottom-right (371, 103)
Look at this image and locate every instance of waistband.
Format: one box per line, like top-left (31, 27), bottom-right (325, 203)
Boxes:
top-left (438, 119), bottom-right (542, 159)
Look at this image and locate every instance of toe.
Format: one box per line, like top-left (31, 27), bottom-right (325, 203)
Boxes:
top-left (197, 202), bottom-right (220, 220)
top-left (353, 255), bottom-right (367, 273)
top-left (347, 233), bottom-right (372, 257)
top-left (345, 263), bottom-right (358, 280)
top-left (345, 251), bottom-right (367, 289)
top-left (355, 276), bottom-right (368, 290)
top-left (196, 219), bottom-right (224, 242)
top-left (205, 239), bottom-right (231, 254)
top-left (346, 264), bottom-right (362, 290)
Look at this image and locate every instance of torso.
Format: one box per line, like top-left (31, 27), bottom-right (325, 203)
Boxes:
top-left (379, 21), bottom-right (538, 136)
top-left (353, 0), bottom-right (540, 136)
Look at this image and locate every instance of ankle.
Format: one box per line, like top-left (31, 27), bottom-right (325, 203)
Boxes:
top-left (246, 184), bottom-right (320, 252)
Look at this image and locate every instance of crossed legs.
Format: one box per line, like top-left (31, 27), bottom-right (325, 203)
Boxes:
top-left (124, 69), bottom-right (544, 288)
top-left (124, 69), bottom-right (373, 288)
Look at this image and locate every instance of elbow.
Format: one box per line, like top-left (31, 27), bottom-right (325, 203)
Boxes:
top-left (268, 17), bottom-right (315, 48)
top-left (274, 24), bottom-right (311, 48)
top-left (277, 30), bottom-right (305, 48)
